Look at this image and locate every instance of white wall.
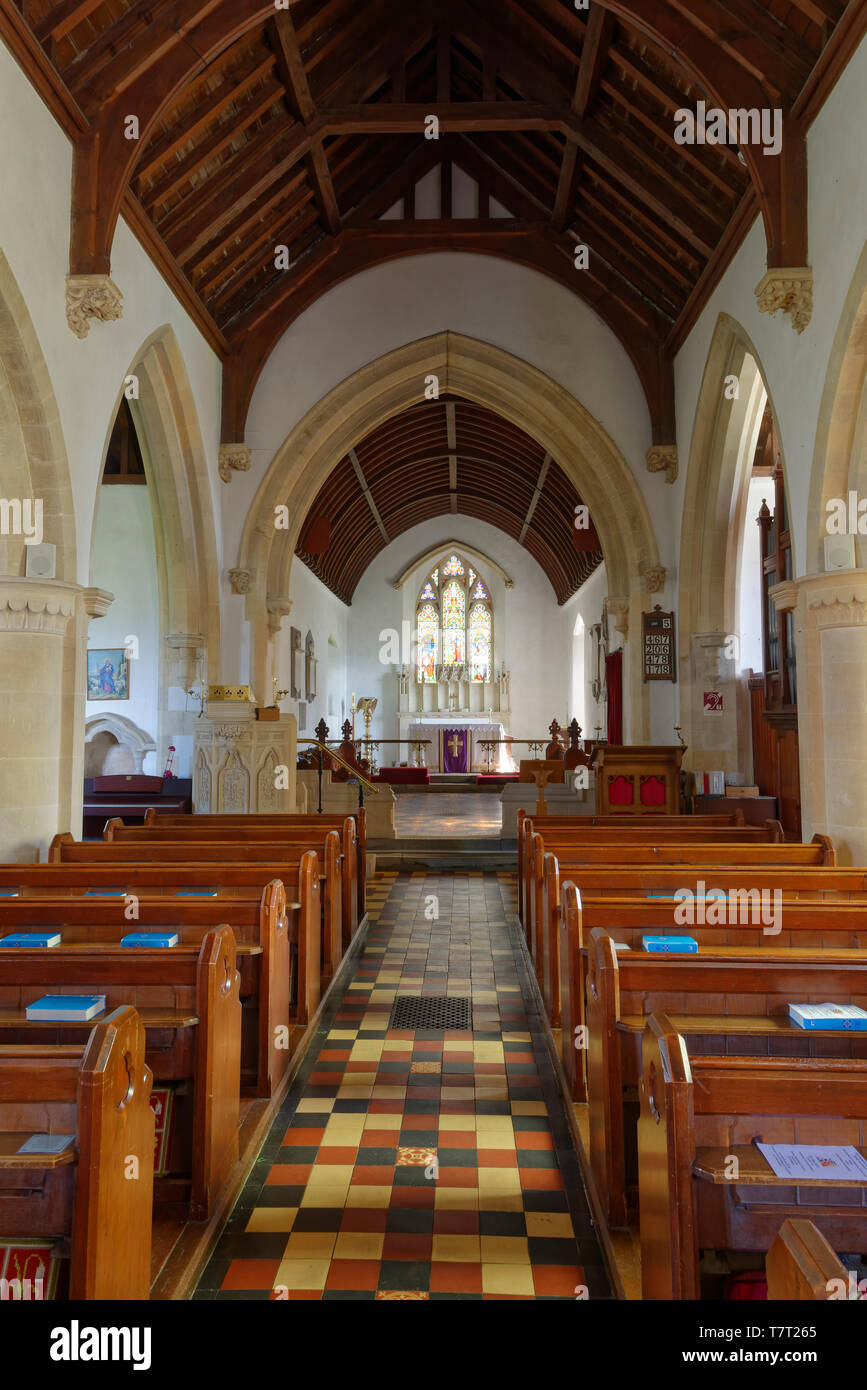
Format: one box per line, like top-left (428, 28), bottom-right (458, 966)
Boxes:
top-left (672, 36), bottom-right (867, 580)
top-left (86, 485), bottom-right (159, 770)
top-left (346, 516), bottom-right (571, 742)
top-left (276, 560), bottom-right (349, 740)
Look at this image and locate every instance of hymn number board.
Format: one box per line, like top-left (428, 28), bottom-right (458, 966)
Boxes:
top-left (642, 605), bottom-right (676, 682)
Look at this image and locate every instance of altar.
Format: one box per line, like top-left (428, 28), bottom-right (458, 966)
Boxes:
top-left (404, 718), bottom-right (513, 772)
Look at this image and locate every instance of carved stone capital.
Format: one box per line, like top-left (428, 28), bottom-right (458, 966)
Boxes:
top-left (229, 568), bottom-right (251, 596)
top-left (65, 274), bottom-right (123, 339)
top-left (605, 597), bottom-right (630, 639)
top-left (691, 631), bottom-right (729, 686)
top-left (219, 442), bottom-right (251, 483)
top-left (639, 563), bottom-right (666, 594)
top-left (768, 579), bottom-right (799, 613)
top-left (165, 632), bottom-right (204, 688)
top-left (81, 586), bottom-right (114, 620)
top-left (0, 577), bottom-right (77, 635)
top-left (799, 570), bottom-right (867, 628)
top-left (266, 595), bottom-right (292, 635)
top-left (645, 445), bottom-right (678, 484)
top-left (755, 267), bottom-right (813, 334)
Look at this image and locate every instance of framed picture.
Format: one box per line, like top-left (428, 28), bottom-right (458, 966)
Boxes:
top-left (87, 648), bottom-right (130, 701)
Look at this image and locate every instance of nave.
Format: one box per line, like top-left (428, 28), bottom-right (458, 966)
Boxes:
top-left (194, 870), bottom-right (609, 1302)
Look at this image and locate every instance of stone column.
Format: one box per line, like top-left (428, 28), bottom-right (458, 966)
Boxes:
top-left (0, 577), bottom-right (80, 860)
top-left (192, 696), bottom-right (298, 813)
top-left (783, 571), bottom-right (867, 865)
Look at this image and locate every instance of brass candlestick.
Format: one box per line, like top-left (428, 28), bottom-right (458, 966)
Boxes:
top-left (273, 674), bottom-right (290, 706)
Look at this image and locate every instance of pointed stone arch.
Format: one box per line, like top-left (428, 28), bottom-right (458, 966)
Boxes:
top-left (237, 332), bottom-right (660, 740)
top-left (0, 250), bottom-right (83, 856)
top-left (677, 313), bottom-right (789, 774)
top-left (88, 325), bottom-right (221, 779)
top-left (807, 242), bottom-right (867, 573)
top-left (0, 249), bottom-right (76, 581)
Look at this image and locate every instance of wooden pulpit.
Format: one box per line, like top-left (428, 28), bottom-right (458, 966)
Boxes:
top-left (589, 744), bottom-right (684, 815)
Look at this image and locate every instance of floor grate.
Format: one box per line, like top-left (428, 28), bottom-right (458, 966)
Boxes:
top-left (389, 995), bottom-right (472, 1031)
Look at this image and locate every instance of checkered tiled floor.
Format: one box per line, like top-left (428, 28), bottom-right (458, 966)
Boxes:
top-left (194, 871), bottom-right (611, 1301)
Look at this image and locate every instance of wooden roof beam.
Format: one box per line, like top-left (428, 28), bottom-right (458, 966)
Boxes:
top-left (519, 454), bottom-right (552, 543)
top-left (348, 449), bottom-right (390, 544)
top-left (552, 5), bottom-right (614, 232)
top-left (271, 11), bottom-right (341, 236)
top-left (133, 49), bottom-right (274, 185)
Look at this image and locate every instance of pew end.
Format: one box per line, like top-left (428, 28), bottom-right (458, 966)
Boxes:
top-left (72, 1004), bottom-right (155, 1298)
top-left (558, 881), bottom-right (586, 1103)
top-left (191, 926), bottom-right (242, 1220)
top-left (637, 1013), bottom-right (697, 1301)
top-left (766, 1219), bottom-right (848, 1300)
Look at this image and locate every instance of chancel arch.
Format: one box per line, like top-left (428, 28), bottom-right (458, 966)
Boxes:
top-left (237, 332), bottom-right (661, 743)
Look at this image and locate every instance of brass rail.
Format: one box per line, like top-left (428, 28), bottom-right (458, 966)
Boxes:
top-left (298, 739), bottom-right (380, 797)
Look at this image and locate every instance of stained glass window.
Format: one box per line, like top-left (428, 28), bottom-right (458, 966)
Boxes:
top-left (468, 602), bottom-right (492, 681)
top-left (415, 554), bottom-right (492, 683)
top-left (417, 601), bottom-right (438, 682)
top-left (442, 580), bottom-right (466, 663)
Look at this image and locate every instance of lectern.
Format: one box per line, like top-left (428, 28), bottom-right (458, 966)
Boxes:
top-left (589, 744), bottom-right (684, 815)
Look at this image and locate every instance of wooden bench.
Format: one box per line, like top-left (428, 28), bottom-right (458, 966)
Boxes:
top-left (766, 1219), bottom-right (851, 1300)
top-left (533, 839), bottom-right (840, 1024)
top-left (517, 809), bottom-right (745, 913)
top-left (0, 856), bottom-right (324, 1035)
top-left (0, 928), bottom-right (241, 1220)
top-left (519, 817), bottom-right (805, 930)
top-left (142, 809), bottom-right (367, 920)
top-left (585, 925), bottom-right (867, 1225)
top-left (0, 1004), bottom-right (154, 1300)
top-left (559, 885), bottom-right (867, 1102)
top-left (102, 819), bottom-right (353, 959)
top-left (0, 871), bottom-right (318, 1098)
top-left (48, 835), bottom-right (332, 1014)
top-left (638, 1013), bottom-right (867, 1299)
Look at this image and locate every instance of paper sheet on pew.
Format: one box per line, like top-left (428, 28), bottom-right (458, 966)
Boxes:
top-left (756, 1143), bottom-right (867, 1182)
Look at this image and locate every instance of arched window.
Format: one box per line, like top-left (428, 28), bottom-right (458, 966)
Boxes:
top-left (415, 553), bottom-right (493, 682)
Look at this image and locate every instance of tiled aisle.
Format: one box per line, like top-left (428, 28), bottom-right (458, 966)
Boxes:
top-left (195, 871), bottom-right (611, 1301)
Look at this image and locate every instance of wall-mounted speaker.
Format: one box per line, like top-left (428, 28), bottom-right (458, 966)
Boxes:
top-left (25, 542), bottom-right (56, 579)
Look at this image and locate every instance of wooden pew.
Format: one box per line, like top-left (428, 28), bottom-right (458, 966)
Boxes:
top-left (142, 808), bottom-right (367, 920)
top-left (0, 856), bottom-right (324, 1038)
top-left (0, 1004), bottom-right (154, 1300)
top-left (515, 808), bottom-right (746, 912)
top-left (103, 819), bottom-right (352, 957)
top-left (585, 924), bottom-right (867, 1225)
top-left (560, 885), bottom-right (867, 1103)
top-left (638, 1013), bottom-right (867, 1299)
top-left (48, 836), bottom-right (331, 1018)
top-left (766, 1219), bottom-right (851, 1300)
top-left (519, 816), bottom-right (802, 929)
top-left (0, 928), bottom-right (241, 1220)
top-left (0, 874), bottom-right (316, 1098)
top-left (534, 837), bottom-right (839, 1023)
